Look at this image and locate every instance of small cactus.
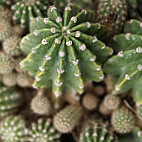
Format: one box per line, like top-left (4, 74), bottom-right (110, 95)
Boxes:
top-left (20, 4), bottom-right (112, 97)
top-left (28, 118), bottom-right (61, 142)
top-left (31, 90), bottom-right (52, 115)
top-left (11, 0), bottom-right (49, 29)
top-left (0, 86), bottom-right (21, 117)
top-left (0, 115), bottom-right (28, 142)
top-left (104, 19), bottom-right (142, 104)
top-left (104, 94), bottom-right (121, 110)
top-left (53, 105), bottom-right (83, 133)
top-left (111, 106), bottom-right (135, 134)
top-left (99, 101), bottom-right (111, 116)
top-left (82, 93), bottom-right (99, 111)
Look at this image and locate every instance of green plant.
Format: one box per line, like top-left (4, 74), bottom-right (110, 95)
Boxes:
top-left (53, 105), bottom-right (82, 133)
top-left (20, 3), bottom-right (113, 97)
top-left (28, 118), bottom-right (61, 142)
top-left (104, 19), bottom-right (142, 104)
top-left (0, 115), bottom-right (28, 142)
top-left (111, 106), bottom-right (135, 134)
top-left (11, 0), bottom-right (49, 29)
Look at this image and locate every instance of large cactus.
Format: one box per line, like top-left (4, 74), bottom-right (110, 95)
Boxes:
top-left (104, 19), bottom-right (142, 104)
top-left (20, 4), bottom-right (113, 97)
top-left (11, 0), bottom-right (49, 29)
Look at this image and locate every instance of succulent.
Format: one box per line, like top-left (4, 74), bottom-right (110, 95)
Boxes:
top-left (20, 4), bottom-right (113, 97)
top-left (104, 94), bottom-right (121, 110)
top-left (82, 93), bottom-right (99, 111)
top-left (111, 106), bottom-right (135, 134)
top-left (0, 86), bottom-right (21, 117)
top-left (11, 0), bottom-right (49, 29)
top-left (104, 19), bottom-right (142, 104)
top-left (97, 0), bottom-right (127, 36)
top-left (53, 105), bottom-right (82, 133)
top-left (31, 89), bottom-right (52, 115)
top-left (0, 0), bottom-right (11, 6)
top-left (136, 104), bottom-right (142, 120)
top-left (28, 118), bottom-right (61, 142)
top-left (0, 115), bottom-right (28, 142)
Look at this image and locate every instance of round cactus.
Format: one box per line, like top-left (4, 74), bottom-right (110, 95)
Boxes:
top-left (28, 118), bottom-right (61, 142)
top-left (31, 90), bottom-right (52, 115)
top-left (97, 0), bottom-right (127, 36)
top-left (0, 115), bottom-right (28, 142)
top-left (99, 101), bottom-right (111, 116)
top-left (11, 0), bottom-right (49, 29)
top-left (20, 4), bottom-right (113, 97)
top-left (0, 52), bottom-right (14, 74)
top-left (82, 93), bottom-right (99, 111)
top-left (104, 94), bottom-right (121, 110)
top-left (53, 105), bottom-right (83, 133)
top-left (104, 19), bottom-right (142, 104)
top-left (0, 86), bottom-right (21, 117)
top-left (0, 18), bottom-right (12, 40)
top-left (79, 123), bottom-right (115, 142)
top-left (111, 106), bottom-right (135, 134)
top-left (2, 72), bottom-right (17, 87)
top-left (3, 36), bottom-right (21, 56)
top-left (136, 104), bottom-right (142, 120)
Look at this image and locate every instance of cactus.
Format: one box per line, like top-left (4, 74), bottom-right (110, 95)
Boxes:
top-left (0, 115), bottom-right (28, 142)
top-left (0, 0), bottom-right (11, 6)
top-left (20, 4), bottom-right (113, 97)
top-left (53, 105), bottom-right (82, 133)
top-left (104, 19), bottom-right (142, 104)
top-left (99, 101), bottom-right (111, 116)
top-left (11, 0), bottom-right (49, 29)
top-left (111, 106), bottom-right (135, 134)
top-left (82, 93), bottom-right (99, 111)
top-left (79, 123), bottom-right (115, 142)
top-left (31, 89), bottom-right (52, 115)
top-left (28, 118), bottom-right (61, 142)
top-left (136, 104), bottom-right (142, 120)
top-left (97, 0), bottom-right (127, 36)
top-left (104, 94), bottom-right (121, 110)
top-left (0, 86), bottom-right (21, 117)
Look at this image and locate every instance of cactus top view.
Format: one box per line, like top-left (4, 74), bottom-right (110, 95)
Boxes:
top-left (104, 19), bottom-right (142, 104)
top-left (20, 3), bottom-right (113, 97)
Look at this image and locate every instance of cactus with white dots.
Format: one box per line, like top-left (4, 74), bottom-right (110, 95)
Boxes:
top-left (104, 19), bottom-right (142, 104)
top-left (0, 115), bottom-right (28, 142)
top-left (79, 123), bottom-right (115, 142)
top-left (20, 4), bottom-right (113, 97)
top-left (0, 86), bottom-right (21, 117)
top-left (28, 118), bottom-right (61, 142)
top-left (53, 105), bottom-right (83, 133)
top-left (111, 106), bottom-right (135, 134)
top-left (11, 0), bottom-right (49, 29)
top-left (97, 0), bottom-right (127, 36)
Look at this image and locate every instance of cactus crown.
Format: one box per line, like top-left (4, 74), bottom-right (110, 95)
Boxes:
top-left (20, 3), bottom-right (112, 97)
top-left (0, 115), bottom-right (28, 142)
top-left (104, 19), bottom-right (142, 104)
top-left (28, 118), bottom-right (61, 142)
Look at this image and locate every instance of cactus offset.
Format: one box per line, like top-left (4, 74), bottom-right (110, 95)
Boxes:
top-left (104, 19), bottom-right (142, 104)
top-left (20, 4), bottom-right (112, 97)
top-left (28, 118), bottom-right (61, 142)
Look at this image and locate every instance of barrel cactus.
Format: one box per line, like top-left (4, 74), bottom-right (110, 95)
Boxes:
top-left (111, 106), bottom-right (135, 134)
top-left (28, 118), bottom-right (61, 142)
top-left (53, 105), bottom-right (83, 133)
top-left (0, 115), bottom-right (28, 142)
top-left (97, 0), bottom-right (127, 36)
top-left (20, 4), bottom-right (113, 97)
top-left (11, 0), bottom-right (49, 29)
top-left (104, 19), bottom-right (142, 104)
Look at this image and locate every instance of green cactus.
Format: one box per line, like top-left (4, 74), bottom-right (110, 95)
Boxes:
top-left (28, 118), bottom-right (61, 142)
top-left (0, 0), bottom-right (11, 6)
top-left (104, 19), bottom-right (142, 104)
top-left (79, 123), bottom-right (115, 142)
top-left (111, 106), bottom-right (135, 134)
top-left (53, 105), bottom-right (82, 133)
top-left (0, 86), bottom-right (21, 117)
top-left (97, 0), bottom-right (127, 36)
top-left (20, 4), bottom-right (113, 97)
top-left (0, 115), bottom-right (28, 142)
top-left (11, 0), bottom-right (49, 29)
